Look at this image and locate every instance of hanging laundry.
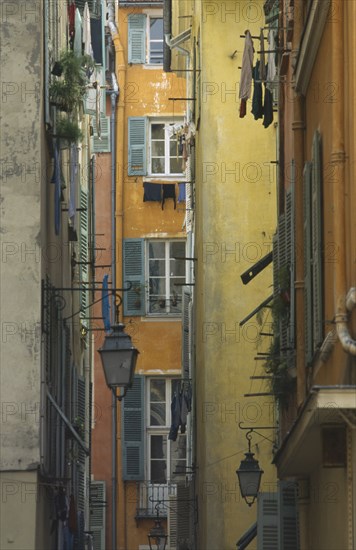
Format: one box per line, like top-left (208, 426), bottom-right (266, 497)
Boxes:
top-left (239, 99), bottom-right (247, 118)
top-left (143, 182), bottom-right (162, 202)
top-left (251, 61), bottom-right (263, 120)
top-left (101, 274), bottom-right (111, 333)
top-left (259, 29), bottom-right (266, 82)
top-left (239, 30), bottom-right (254, 118)
top-left (178, 183), bottom-right (186, 203)
top-left (74, 8), bottom-right (82, 56)
top-left (263, 86), bottom-right (274, 128)
top-left (162, 184), bottom-right (176, 210)
top-left (266, 29), bottom-right (277, 92)
top-left (83, 3), bottom-right (93, 58)
top-left (68, 2), bottom-right (76, 49)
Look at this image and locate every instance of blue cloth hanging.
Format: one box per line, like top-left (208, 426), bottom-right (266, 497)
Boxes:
top-left (102, 274), bottom-right (111, 332)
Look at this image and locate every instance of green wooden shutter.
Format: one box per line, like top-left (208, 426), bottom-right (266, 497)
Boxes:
top-left (90, 481), bottom-right (106, 550)
top-left (311, 131), bottom-right (323, 350)
top-left (278, 481), bottom-right (299, 550)
top-left (257, 492), bottom-right (279, 549)
top-left (303, 162), bottom-right (313, 365)
top-left (128, 117), bottom-right (147, 176)
top-left (123, 239), bottom-right (145, 316)
top-left (288, 162), bottom-right (296, 354)
top-left (122, 375), bottom-right (145, 480)
top-left (128, 14), bottom-right (146, 64)
top-left (93, 114), bottom-right (111, 153)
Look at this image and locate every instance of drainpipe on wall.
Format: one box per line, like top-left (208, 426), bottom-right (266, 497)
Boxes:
top-left (291, 5), bottom-right (306, 405)
top-left (330, 0), bottom-right (356, 356)
top-left (107, 4), bottom-right (127, 550)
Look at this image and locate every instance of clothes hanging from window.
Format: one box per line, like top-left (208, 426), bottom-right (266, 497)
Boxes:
top-left (178, 183), bottom-right (186, 203)
top-left (259, 29), bottom-right (266, 82)
top-left (83, 2), bottom-right (93, 59)
top-left (169, 383), bottom-right (192, 441)
top-left (251, 61), bottom-right (263, 120)
top-left (266, 29), bottom-right (277, 91)
top-left (162, 184), bottom-right (176, 210)
top-left (263, 86), bottom-right (274, 128)
top-left (239, 98), bottom-right (247, 118)
top-left (143, 182), bottom-right (162, 202)
top-left (68, 2), bottom-right (76, 48)
top-left (51, 140), bottom-right (62, 236)
top-left (74, 8), bottom-right (83, 56)
top-left (239, 30), bottom-right (254, 117)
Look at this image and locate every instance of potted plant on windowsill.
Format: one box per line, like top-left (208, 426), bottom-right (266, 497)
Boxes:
top-left (49, 50), bottom-right (95, 113)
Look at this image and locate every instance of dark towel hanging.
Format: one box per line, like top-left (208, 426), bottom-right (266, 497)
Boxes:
top-left (162, 184), bottom-right (176, 209)
top-left (143, 182), bottom-right (162, 202)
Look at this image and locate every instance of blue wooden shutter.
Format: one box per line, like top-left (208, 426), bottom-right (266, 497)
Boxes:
top-left (303, 162), bottom-right (313, 364)
top-left (311, 131), bottom-right (323, 350)
top-left (128, 14), bottom-right (146, 64)
top-left (278, 481), bottom-right (299, 549)
top-left (122, 375), bottom-right (145, 481)
top-left (128, 117), bottom-right (147, 176)
top-left (123, 239), bottom-right (145, 316)
top-left (257, 492), bottom-right (279, 549)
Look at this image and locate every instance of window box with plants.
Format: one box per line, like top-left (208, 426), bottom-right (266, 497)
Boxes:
top-left (49, 50), bottom-right (95, 113)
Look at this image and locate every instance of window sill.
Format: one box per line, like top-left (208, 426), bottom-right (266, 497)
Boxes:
top-left (144, 176), bottom-right (186, 183)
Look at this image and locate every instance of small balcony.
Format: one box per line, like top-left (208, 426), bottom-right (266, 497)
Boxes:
top-left (135, 481), bottom-right (178, 519)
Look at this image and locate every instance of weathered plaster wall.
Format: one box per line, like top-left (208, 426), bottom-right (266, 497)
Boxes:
top-left (194, 1), bottom-right (277, 548)
top-left (0, 0), bottom-right (42, 471)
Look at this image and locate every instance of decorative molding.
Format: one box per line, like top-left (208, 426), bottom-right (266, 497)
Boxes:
top-left (295, 0), bottom-right (331, 95)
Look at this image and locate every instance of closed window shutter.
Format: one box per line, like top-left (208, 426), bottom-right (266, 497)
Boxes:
top-left (90, 481), bottom-right (106, 550)
top-left (123, 239), bottom-right (145, 316)
top-left (303, 162), bottom-right (313, 364)
top-left (257, 492), bottom-right (279, 550)
top-left (128, 117), bottom-right (147, 176)
top-left (278, 213), bottom-right (288, 351)
top-left (128, 14), bottom-right (146, 64)
top-left (278, 481), bottom-right (299, 549)
top-left (182, 288), bottom-right (191, 379)
top-left (93, 114), bottom-right (111, 153)
top-left (80, 187), bottom-right (89, 326)
top-left (285, 169), bottom-right (296, 361)
top-left (311, 131), bottom-right (323, 350)
top-left (122, 375), bottom-right (145, 480)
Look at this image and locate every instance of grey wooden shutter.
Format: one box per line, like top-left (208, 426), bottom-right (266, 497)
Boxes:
top-left (77, 375), bottom-right (87, 513)
top-left (80, 187), bottom-right (89, 326)
top-left (311, 131), bottom-right (323, 350)
top-left (182, 288), bottom-right (191, 379)
top-left (176, 484), bottom-right (192, 549)
top-left (122, 375), bottom-right (145, 480)
top-left (128, 14), bottom-right (146, 64)
top-left (123, 239), bottom-right (145, 316)
top-left (128, 117), bottom-right (147, 176)
top-left (288, 162), bottom-right (296, 354)
top-left (93, 114), bottom-right (111, 153)
top-left (303, 162), bottom-right (313, 365)
top-left (257, 492), bottom-right (279, 550)
top-left (90, 481), bottom-right (106, 550)
top-left (278, 213), bottom-right (288, 351)
top-left (278, 481), bottom-right (299, 550)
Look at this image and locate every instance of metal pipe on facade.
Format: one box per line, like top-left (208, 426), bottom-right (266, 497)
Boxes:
top-left (291, 1), bottom-right (306, 404)
top-left (107, 4), bottom-right (127, 548)
top-left (331, 0), bottom-right (356, 356)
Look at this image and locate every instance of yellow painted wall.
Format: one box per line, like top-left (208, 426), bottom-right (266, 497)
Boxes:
top-left (191, 1), bottom-right (277, 548)
top-left (114, 5), bottom-right (187, 549)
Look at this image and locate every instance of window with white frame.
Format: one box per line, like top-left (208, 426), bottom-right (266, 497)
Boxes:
top-left (147, 240), bottom-right (186, 315)
top-left (149, 121), bottom-right (184, 176)
top-left (148, 17), bottom-right (163, 64)
top-left (148, 378), bottom-right (187, 483)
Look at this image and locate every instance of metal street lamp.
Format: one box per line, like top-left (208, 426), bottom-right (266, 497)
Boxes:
top-left (98, 323), bottom-right (139, 400)
top-left (236, 430), bottom-right (264, 507)
top-left (148, 503), bottom-right (168, 550)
